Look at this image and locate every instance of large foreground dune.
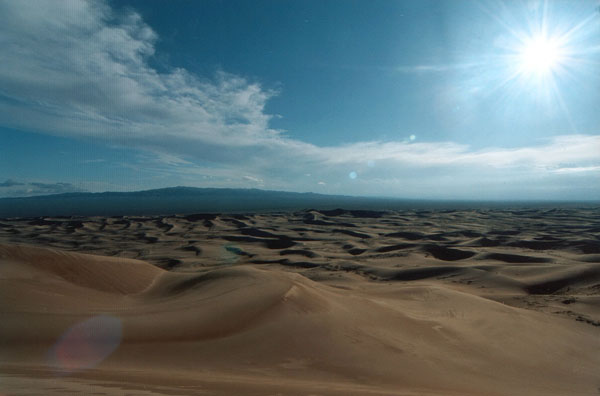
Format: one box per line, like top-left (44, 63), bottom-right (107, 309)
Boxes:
top-left (1, 208), bottom-right (599, 395)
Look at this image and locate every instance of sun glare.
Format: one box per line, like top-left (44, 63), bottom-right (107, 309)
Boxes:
top-left (481, 2), bottom-right (599, 130)
top-left (519, 35), bottom-right (563, 76)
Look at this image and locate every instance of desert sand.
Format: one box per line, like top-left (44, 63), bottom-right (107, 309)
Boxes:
top-left (1, 208), bottom-right (599, 395)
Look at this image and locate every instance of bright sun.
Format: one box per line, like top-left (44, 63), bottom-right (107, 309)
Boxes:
top-left (518, 35), bottom-right (563, 76)
top-left (491, 3), bottom-right (597, 111)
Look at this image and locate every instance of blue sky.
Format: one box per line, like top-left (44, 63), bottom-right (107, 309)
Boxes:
top-left (1, 0), bottom-right (599, 199)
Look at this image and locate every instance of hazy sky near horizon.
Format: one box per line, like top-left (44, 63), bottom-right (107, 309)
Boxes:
top-left (1, 0), bottom-right (599, 200)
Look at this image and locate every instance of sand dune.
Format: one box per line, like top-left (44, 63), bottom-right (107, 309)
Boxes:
top-left (1, 208), bottom-right (599, 395)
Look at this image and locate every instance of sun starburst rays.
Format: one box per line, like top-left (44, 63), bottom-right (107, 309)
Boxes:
top-left (471, 0), bottom-right (600, 127)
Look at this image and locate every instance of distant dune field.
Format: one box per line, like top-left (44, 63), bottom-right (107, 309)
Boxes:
top-left (1, 208), bottom-right (599, 395)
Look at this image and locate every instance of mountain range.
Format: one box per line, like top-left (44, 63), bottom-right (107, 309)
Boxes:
top-left (0, 187), bottom-right (594, 217)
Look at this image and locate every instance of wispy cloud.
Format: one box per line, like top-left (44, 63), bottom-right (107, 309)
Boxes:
top-left (290, 135), bottom-right (600, 170)
top-left (395, 63), bottom-right (480, 73)
top-left (242, 175), bottom-right (264, 185)
top-left (550, 165), bottom-right (600, 174)
top-left (0, 180), bottom-right (85, 197)
top-left (29, 182), bottom-right (83, 193)
top-left (0, 179), bottom-right (24, 187)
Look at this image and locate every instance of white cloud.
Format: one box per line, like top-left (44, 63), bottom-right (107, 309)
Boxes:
top-left (0, 0), bottom-right (278, 150)
top-left (0, 180), bottom-right (85, 197)
top-left (550, 166), bottom-right (600, 174)
top-left (395, 63), bottom-right (480, 73)
top-left (242, 175), bottom-right (264, 184)
top-left (298, 135), bottom-right (600, 170)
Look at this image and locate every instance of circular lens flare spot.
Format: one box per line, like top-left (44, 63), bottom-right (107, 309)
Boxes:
top-left (47, 315), bottom-right (122, 373)
top-left (348, 171), bottom-right (357, 179)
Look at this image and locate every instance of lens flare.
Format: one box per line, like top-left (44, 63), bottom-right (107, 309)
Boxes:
top-left (47, 315), bottom-right (122, 373)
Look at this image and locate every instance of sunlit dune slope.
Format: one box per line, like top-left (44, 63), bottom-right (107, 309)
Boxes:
top-left (1, 243), bottom-right (599, 395)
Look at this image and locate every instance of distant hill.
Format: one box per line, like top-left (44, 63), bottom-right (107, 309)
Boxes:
top-left (0, 187), bottom-right (594, 218)
top-left (0, 187), bottom-right (402, 217)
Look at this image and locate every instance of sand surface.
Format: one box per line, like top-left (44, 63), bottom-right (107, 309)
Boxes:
top-left (1, 208), bottom-right (599, 395)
